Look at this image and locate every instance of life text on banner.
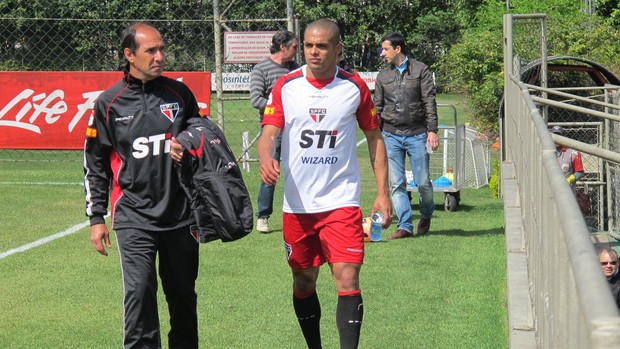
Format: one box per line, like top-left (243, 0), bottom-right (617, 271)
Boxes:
top-left (0, 71), bottom-right (211, 150)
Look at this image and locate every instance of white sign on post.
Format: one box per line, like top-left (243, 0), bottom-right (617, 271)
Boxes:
top-left (224, 31), bottom-right (276, 64)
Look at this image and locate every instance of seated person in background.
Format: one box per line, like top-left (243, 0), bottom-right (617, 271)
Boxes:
top-left (599, 247), bottom-right (620, 308)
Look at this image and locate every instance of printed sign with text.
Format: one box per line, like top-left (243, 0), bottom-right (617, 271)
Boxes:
top-left (224, 31), bottom-right (275, 64)
top-left (0, 71), bottom-right (211, 149)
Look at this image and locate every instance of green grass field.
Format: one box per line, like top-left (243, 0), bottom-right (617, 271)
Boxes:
top-left (0, 94), bottom-right (507, 348)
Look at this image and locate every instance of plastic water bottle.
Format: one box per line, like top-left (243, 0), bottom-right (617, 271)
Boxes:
top-left (369, 212), bottom-right (384, 242)
top-left (426, 142), bottom-right (433, 154)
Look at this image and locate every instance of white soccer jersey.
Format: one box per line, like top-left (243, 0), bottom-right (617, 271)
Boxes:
top-left (262, 66), bottom-right (379, 214)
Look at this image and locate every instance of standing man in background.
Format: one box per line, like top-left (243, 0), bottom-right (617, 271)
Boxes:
top-left (258, 18), bottom-right (392, 348)
top-left (84, 23), bottom-right (200, 348)
top-left (250, 30), bottom-right (299, 233)
top-left (374, 32), bottom-right (439, 239)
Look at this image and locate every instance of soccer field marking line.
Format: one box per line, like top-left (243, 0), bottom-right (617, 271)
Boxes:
top-left (0, 181), bottom-right (83, 186)
top-left (0, 216), bottom-right (105, 260)
top-left (1, 137), bottom-right (368, 259)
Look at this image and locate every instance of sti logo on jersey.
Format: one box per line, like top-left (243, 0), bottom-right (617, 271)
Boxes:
top-left (160, 103), bottom-right (180, 122)
top-left (309, 108), bottom-right (326, 123)
top-left (299, 129), bottom-right (338, 149)
top-left (132, 132), bottom-right (172, 159)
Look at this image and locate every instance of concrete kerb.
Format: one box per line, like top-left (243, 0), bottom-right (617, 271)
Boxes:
top-left (502, 161), bottom-right (537, 349)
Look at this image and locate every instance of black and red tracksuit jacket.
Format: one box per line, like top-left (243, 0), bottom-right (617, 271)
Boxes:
top-left (83, 71), bottom-right (200, 231)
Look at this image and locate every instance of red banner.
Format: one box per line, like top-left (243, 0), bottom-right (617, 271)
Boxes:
top-left (0, 71), bottom-right (211, 149)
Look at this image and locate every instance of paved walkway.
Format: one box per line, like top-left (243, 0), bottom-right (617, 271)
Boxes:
top-left (503, 161), bottom-right (620, 349)
top-left (502, 162), bottom-right (537, 349)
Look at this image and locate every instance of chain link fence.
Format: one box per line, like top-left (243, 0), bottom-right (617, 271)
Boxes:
top-left (507, 15), bottom-right (620, 232)
top-left (1, 4), bottom-right (493, 195)
top-left (605, 90), bottom-right (620, 233)
top-left (464, 125), bottom-right (490, 188)
top-left (524, 70), bottom-right (615, 231)
top-left (0, 2), bottom-right (291, 163)
top-left (503, 14), bottom-right (620, 349)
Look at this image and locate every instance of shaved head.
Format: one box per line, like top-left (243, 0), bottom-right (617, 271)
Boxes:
top-left (305, 18), bottom-right (340, 46)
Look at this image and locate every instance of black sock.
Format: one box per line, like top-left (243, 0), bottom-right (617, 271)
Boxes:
top-left (336, 293), bottom-right (363, 349)
top-left (293, 291), bottom-right (322, 349)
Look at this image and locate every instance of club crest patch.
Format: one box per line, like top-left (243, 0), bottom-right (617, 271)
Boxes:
top-left (160, 103), bottom-right (180, 122)
top-left (284, 242), bottom-right (292, 261)
top-left (309, 108), bottom-right (327, 123)
top-left (190, 225), bottom-right (200, 243)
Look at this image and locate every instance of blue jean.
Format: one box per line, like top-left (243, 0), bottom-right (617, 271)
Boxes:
top-left (257, 131), bottom-right (282, 219)
top-left (383, 131), bottom-right (434, 233)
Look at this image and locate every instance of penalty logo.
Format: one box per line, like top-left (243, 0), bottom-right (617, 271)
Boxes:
top-left (160, 103), bottom-right (180, 122)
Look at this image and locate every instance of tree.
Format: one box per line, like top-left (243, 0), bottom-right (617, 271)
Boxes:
top-left (1, 0), bottom-right (479, 72)
top-left (595, 0), bottom-right (620, 25)
top-left (436, 0), bottom-right (620, 138)
top-left (292, 0), bottom-right (474, 71)
top-left (0, 0), bottom-right (213, 71)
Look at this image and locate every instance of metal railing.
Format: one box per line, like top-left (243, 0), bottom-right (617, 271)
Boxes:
top-left (503, 14), bottom-right (620, 349)
top-left (504, 73), bottom-right (620, 349)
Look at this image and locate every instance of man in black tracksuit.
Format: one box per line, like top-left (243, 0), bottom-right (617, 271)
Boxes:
top-left (84, 23), bottom-right (200, 348)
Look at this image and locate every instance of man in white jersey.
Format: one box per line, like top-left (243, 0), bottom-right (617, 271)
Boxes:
top-left (258, 18), bottom-right (392, 349)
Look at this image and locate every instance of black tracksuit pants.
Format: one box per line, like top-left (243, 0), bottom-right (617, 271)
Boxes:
top-left (116, 226), bottom-right (199, 349)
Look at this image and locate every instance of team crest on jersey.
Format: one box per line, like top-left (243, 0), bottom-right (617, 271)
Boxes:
top-left (189, 225), bottom-right (199, 243)
top-left (160, 103), bottom-right (180, 122)
top-left (309, 108), bottom-right (327, 123)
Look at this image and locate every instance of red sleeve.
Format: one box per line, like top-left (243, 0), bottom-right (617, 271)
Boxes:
top-left (353, 75), bottom-right (379, 131)
top-left (573, 151), bottom-right (584, 172)
top-left (261, 77), bottom-right (285, 130)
